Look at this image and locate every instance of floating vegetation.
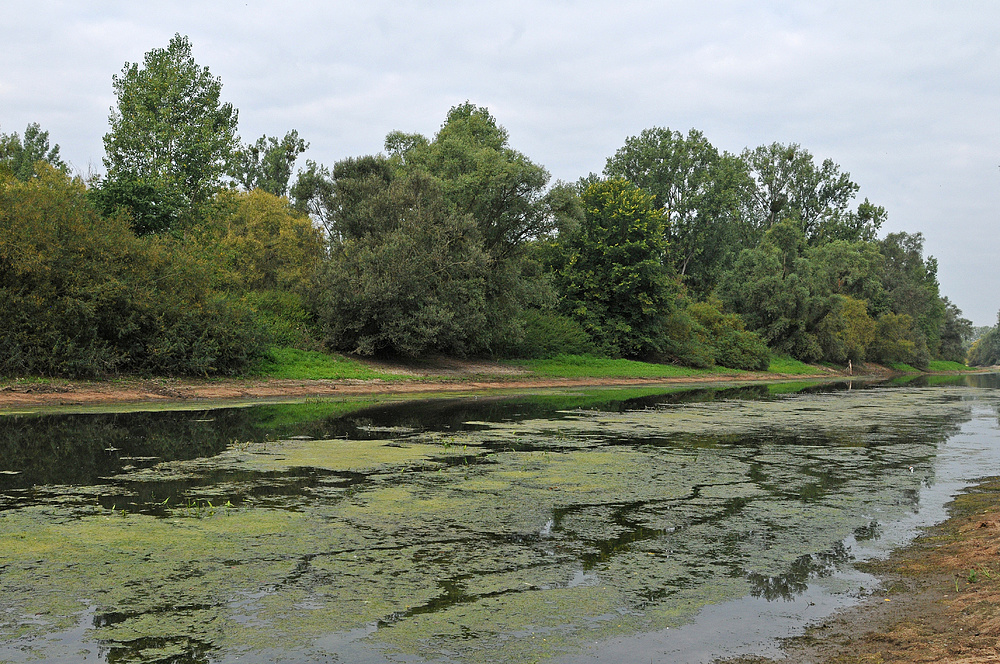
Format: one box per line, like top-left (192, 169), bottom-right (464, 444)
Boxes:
top-left (1, 381), bottom-right (999, 662)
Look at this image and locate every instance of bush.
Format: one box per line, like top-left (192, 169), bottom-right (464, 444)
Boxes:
top-left (496, 309), bottom-right (596, 359)
top-left (680, 298), bottom-right (770, 370)
top-left (0, 166), bottom-right (268, 376)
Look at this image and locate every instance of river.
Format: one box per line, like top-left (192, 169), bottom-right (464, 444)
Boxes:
top-left (1, 374), bottom-right (999, 663)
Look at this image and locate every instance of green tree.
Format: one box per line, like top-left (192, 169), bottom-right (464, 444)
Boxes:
top-left (99, 33), bottom-right (239, 234)
top-left (289, 159), bottom-right (336, 237)
top-left (967, 313), bottom-right (1000, 366)
top-left (878, 232), bottom-right (944, 363)
top-left (604, 127), bottom-right (749, 296)
top-left (316, 156), bottom-right (491, 357)
top-left (231, 130), bottom-right (308, 196)
top-left (556, 178), bottom-right (674, 358)
top-left (385, 102), bottom-right (553, 260)
top-left (718, 220), bottom-right (819, 359)
top-left (938, 297), bottom-right (973, 363)
top-left (383, 103), bottom-right (557, 350)
top-left (0, 123), bottom-right (68, 180)
top-left (0, 166), bottom-right (266, 376)
top-left (201, 189), bottom-right (324, 294)
top-left (741, 143), bottom-right (883, 244)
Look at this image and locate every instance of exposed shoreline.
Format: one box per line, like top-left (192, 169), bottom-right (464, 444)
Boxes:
top-left (0, 371), bottom-right (857, 410)
top-left (0, 357), bottom-right (901, 411)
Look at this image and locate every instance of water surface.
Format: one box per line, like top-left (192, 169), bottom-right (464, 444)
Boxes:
top-left (2, 376), bottom-right (999, 663)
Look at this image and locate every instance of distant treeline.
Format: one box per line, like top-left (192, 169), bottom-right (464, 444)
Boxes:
top-left (0, 34), bottom-right (988, 377)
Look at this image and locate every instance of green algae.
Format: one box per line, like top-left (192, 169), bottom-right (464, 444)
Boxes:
top-left (0, 383), bottom-right (995, 663)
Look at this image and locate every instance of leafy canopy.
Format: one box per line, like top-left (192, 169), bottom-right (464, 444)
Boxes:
top-left (0, 123), bottom-right (68, 181)
top-left (100, 33), bottom-right (239, 234)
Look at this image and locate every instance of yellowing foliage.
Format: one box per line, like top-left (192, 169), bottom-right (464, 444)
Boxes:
top-left (206, 189), bottom-right (324, 294)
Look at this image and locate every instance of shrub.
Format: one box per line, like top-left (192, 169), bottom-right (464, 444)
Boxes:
top-left (496, 309), bottom-right (596, 359)
top-left (0, 166), bottom-right (268, 376)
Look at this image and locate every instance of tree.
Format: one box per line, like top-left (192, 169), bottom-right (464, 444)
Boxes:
top-left (556, 178), bottom-right (674, 358)
top-left (201, 189), bottom-right (324, 294)
top-left (0, 165), bottom-right (267, 376)
top-left (385, 102), bottom-right (553, 260)
top-left (289, 159), bottom-right (336, 237)
top-left (967, 312), bottom-right (1000, 366)
top-left (604, 127), bottom-right (749, 296)
top-left (718, 220), bottom-right (819, 359)
top-left (878, 232), bottom-right (945, 362)
top-left (740, 143), bottom-right (883, 244)
top-left (0, 123), bottom-right (69, 180)
top-left (231, 130), bottom-right (308, 196)
top-left (383, 103), bottom-right (557, 350)
top-left (100, 33), bottom-right (239, 233)
top-left (938, 297), bottom-right (973, 363)
top-left (316, 157), bottom-right (491, 357)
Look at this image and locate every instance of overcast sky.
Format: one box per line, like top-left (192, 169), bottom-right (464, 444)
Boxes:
top-left (3, 1), bottom-right (998, 324)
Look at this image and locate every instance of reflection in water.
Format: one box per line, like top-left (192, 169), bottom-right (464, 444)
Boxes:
top-left (0, 378), bottom-right (998, 664)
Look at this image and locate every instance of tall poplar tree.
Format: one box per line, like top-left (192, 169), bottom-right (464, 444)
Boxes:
top-left (98, 34), bottom-right (239, 234)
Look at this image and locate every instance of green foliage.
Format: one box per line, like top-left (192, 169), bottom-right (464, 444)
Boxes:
top-left (289, 159), bottom-right (336, 237)
top-left (386, 102), bottom-right (553, 261)
top-left (556, 178), bottom-right (675, 358)
top-left (967, 313), bottom-right (1000, 367)
top-left (604, 127), bottom-right (748, 296)
top-left (938, 297), bottom-right (973, 363)
top-left (241, 290), bottom-right (317, 348)
top-left (685, 298), bottom-right (771, 370)
top-left (255, 347), bottom-right (392, 380)
top-left (0, 167), bottom-right (267, 377)
top-left (718, 220), bottom-right (818, 359)
top-left (317, 161), bottom-right (492, 357)
top-left (517, 354), bottom-right (729, 379)
top-left (231, 131), bottom-right (308, 197)
top-left (740, 142), bottom-right (882, 244)
top-left (878, 232), bottom-right (944, 359)
top-left (869, 312), bottom-right (922, 367)
top-left (0, 123), bottom-right (68, 180)
top-left (100, 34), bottom-right (239, 234)
top-left (814, 295), bottom-right (876, 364)
top-left (200, 189), bottom-right (324, 294)
top-left (494, 309), bottom-right (596, 359)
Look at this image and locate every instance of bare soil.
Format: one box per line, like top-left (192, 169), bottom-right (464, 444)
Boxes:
top-left (0, 357), bottom-right (853, 409)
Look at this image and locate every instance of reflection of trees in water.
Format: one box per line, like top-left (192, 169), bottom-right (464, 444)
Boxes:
top-left (0, 409), bottom-right (262, 490)
top-left (99, 635), bottom-right (213, 664)
top-left (746, 541), bottom-right (853, 601)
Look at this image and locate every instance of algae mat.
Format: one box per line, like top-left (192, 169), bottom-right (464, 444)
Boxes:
top-left (1, 383), bottom-right (999, 663)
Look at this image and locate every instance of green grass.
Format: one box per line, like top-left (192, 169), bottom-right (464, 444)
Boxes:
top-left (514, 354), bottom-right (734, 379)
top-left (255, 347), bottom-right (398, 381)
top-left (887, 362), bottom-right (920, 373)
top-left (767, 355), bottom-right (822, 375)
top-left (927, 360), bottom-right (974, 372)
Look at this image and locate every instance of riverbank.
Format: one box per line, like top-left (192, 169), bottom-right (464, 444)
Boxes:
top-left (724, 478), bottom-right (1000, 664)
top-left (0, 356), bottom-right (900, 410)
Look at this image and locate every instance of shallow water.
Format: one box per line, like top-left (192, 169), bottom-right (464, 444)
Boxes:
top-left (1, 375), bottom-right (999, 663)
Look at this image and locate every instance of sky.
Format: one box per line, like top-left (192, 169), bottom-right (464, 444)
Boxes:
top-left (3, 1), bottom-right (998, 324)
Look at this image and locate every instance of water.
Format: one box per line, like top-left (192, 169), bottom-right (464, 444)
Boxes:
top-left (1, 375), bottom-right (999, 663)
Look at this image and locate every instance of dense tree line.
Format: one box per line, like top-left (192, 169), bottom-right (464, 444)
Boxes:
top-left (0, 34), bottom-right (980, 377)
